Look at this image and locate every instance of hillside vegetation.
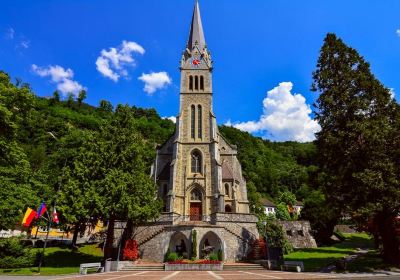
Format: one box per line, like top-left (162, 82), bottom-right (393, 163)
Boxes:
top-left (0, 70), bottom-right (314, 233)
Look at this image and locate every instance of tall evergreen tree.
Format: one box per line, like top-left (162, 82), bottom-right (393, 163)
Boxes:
top-left (312, 33), bottom-right (400, 264)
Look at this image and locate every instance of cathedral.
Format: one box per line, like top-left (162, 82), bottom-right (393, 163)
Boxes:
top-left (132, 1), bottom-right (259, 262)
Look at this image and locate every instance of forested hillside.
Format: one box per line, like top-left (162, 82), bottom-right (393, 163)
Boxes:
top-left (0, 70), bottom-right (315, 232)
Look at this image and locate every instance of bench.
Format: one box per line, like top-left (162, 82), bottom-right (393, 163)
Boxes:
top-left (79, 262), bottom-right (104, 275)
top-left (280, 261), bottom-right (304, 272)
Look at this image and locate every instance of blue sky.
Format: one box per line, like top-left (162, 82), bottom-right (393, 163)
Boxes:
top-left (1, 0), bottom-right (399, 141)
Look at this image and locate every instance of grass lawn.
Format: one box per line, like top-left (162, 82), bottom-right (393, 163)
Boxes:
top-left (0, 244), bottom-right (103, 275)
top-left (346, 249), bottom-right (400, 272)
top-left (284, 233), bottom-right (374, 272)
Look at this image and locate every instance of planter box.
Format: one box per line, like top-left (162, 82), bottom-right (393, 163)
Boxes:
top-left (165, 263), bottom-right (223, 271)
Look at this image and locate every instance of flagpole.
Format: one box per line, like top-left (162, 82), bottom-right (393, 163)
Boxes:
top-left (38, 210), bottom-right (51, 273)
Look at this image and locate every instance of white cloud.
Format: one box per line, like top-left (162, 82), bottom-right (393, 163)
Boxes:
top-left (96, 40), bottom-right (145, 82)
top-left (163, 116), bottom-right (176, 123)
top-left (31, 64), bottom-right (86, 96)
top-left (396, 29), bottom-right (400, 37)
top-left (19, 40), bottom-right (30, 49)
top-left (5, 28), bottom-right (15, 39)
top-left (138, 72), bottom-right (172, 95)
top-left (226, 82), bottom-right (321, 142)
top-left (389, 88), bottom-right (395, 100)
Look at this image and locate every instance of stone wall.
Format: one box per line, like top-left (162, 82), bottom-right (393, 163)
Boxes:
top-left (278, 220), bottom-right (317, 248)
top-left (134, 224), bottom-right (255, 262)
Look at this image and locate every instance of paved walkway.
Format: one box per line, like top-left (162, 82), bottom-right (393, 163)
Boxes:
top-left (2, 270), bottom-right (400, 280)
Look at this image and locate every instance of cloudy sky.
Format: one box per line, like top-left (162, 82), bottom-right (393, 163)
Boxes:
top-left (1, 0), bottom-right (399, 142)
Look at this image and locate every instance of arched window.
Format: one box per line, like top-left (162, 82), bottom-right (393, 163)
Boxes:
top-left (191, 105), bottom-right (195, 139)
top-left (195, 76), bottom-right (199, 90)
top-left (200, 76), bottom-right (204, 90)
top-left (190, 189), bottom-right (202, 201)
top-left (225, 205), bottom-right (232, 213)
top-left (197, 105), bottom-right (202, 138)
top-left (225, 183), bottom-right (230, 197)
top-left (191, 150), bottom-right (202, 173)
top-left (189, 75), bottom-right (193, 91)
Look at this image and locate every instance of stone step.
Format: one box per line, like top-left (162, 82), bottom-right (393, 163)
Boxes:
top-left (223, 264), bottom-right (264, 271)
top-left (120, 266), bottom-right (165, 271)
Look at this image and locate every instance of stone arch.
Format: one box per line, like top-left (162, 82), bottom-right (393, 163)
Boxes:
top-left (225, 204), bottom-right (232, 213)
top-left (199, 231), bottom-right (223, 259)
top-left (169, 231), bottom-right (190, 258)
top-left (188, 183), bottom-right (204, 221)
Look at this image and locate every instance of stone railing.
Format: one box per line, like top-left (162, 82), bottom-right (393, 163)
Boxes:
top-left (210, 212), bottom-right (258, 224)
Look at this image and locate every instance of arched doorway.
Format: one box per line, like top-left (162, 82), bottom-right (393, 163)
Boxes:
top-left (199, 231), bottom-right (223, 259)
top-left (169, 232), bottom-right (190, 258)
top-left (190, 188), bottom-right (202, 221)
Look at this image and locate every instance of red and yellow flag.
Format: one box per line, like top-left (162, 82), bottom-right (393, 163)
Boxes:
top-left (22, 207), bottom-right (37, 227)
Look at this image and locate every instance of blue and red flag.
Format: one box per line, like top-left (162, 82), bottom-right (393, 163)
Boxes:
top-left (36, 202), bottom-right (47, 218)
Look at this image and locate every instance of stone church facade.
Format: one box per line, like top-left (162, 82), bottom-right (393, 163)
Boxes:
top-left (130, 1), bottom-right (259, 262)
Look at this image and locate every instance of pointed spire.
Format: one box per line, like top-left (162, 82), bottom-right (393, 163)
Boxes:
top-left (187, 0), bottom-right (206, 51)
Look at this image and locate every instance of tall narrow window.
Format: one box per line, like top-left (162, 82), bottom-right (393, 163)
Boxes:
top-left (195, 76), bottom-right (199, 90)
top-left (189, 75), bottom-right (193, 91)
top-left (191, 105), bottom-right (195, 139)
top-left (197, 105), bottom-right (202, 138)
top-left (191, 150), bottom-right (202, 173)
top-left (225, 183), bottom-right (230, 197)
top-left (200, 76), bottom-right (204, 90)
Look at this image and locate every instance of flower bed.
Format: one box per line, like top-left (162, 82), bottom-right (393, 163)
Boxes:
top-left (165, 260), bottom-right (223, 271)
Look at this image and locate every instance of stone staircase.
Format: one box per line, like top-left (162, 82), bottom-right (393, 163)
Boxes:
top-left (222, 226), bottom-right (246, 242)
top-left (137, 226), bottom-right (165, 246)
top-left (223, 263), bottom-right (264, 271)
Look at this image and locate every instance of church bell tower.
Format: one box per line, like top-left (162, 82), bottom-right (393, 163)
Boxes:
top-left (154, 0), bottom-right (249, 221)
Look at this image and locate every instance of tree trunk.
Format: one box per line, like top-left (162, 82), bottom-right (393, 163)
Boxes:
top-left (71, 221), bottom-right (80, 248)
top-left (119, 219), bottom-right (134, 261)
top-left (104, 216), bottom-right (115, 260)
top-left (375, 212), bottom-right (400, 265)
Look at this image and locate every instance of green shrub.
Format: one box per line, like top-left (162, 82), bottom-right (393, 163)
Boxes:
top-left (209, 253), bottom-right (218, 261)
top-left (166, 251), bottom-right (179, 262)
top-left (217, 249), bottom-right (223, 261)
top-left (191, 230), bottom-right (197, 259)
top-left (0, 238), bottom-right (35, 268)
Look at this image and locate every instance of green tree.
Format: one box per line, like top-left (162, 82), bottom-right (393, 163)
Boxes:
top-left (50, 90), bottom-right (60, 105)
top-left (77, 90), bottom-right (87, 107)
top-left (0, 71), bottom-right (38, 230)
top-left (100, 106), bottom-right (162, 259)
top-left (66, 93), bottom-right (74, 108)
top-left (258, 214), bottom-right (292, 254)
top-left (312, 33), bottom-right (400, 264)
top-left (99, 100), bottom-right (113, 113)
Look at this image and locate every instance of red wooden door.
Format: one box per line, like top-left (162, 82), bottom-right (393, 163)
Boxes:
top-left (190, 202), bottom-right (202, 221)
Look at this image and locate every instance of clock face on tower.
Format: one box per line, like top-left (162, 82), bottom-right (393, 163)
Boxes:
top-left (191, 56), bottom-right (202, 67)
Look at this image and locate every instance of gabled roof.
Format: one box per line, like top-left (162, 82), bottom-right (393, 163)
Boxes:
top-left (260, 198), bottom-right (276, 207)
top-left (187, 0), bottom-right (206, 51)
top-left (221, 161), bottom-right (240, 181)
